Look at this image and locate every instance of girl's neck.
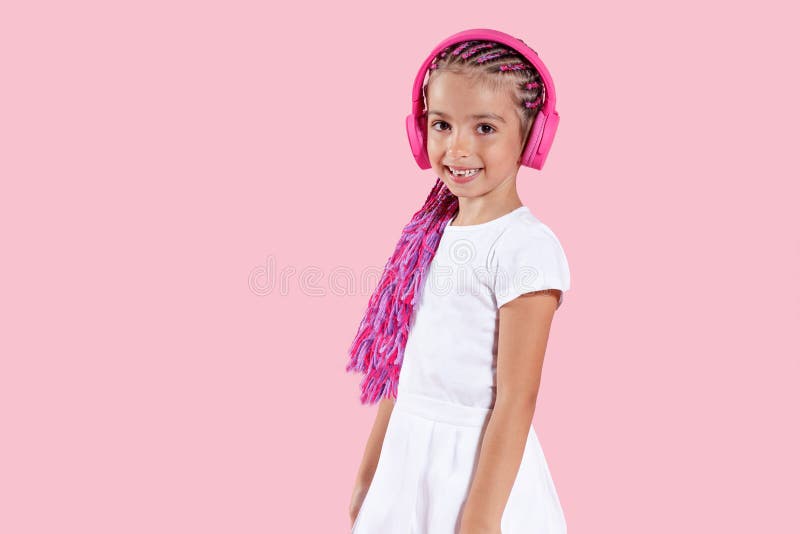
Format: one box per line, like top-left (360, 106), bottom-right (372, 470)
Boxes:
top-left (450, 199), bottom-right (524, 227)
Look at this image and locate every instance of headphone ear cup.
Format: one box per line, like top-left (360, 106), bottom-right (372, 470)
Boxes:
top-left (521, 110), bottom-right (559, 170)
top-left (532, 110), bottom-right (559, 170)
top-left (405, 113), bottom-right (431, 169)
top-left (521, 111), bottom-right (545, 169)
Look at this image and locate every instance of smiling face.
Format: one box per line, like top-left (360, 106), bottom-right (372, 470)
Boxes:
top-left (425, 71), bottom-right (525, 196)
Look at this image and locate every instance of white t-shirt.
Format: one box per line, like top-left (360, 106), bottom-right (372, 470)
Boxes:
top-left (396, 205), bottom-right (571, 408)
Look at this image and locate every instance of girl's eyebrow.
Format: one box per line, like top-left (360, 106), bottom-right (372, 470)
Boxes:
top-left (428, 110), bottom-right (506, 123)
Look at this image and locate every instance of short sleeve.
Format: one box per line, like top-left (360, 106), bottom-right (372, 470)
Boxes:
top-left (491, 222), bottom-right (571, 310)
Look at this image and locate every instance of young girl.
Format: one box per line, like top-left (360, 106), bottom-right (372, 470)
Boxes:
top-left (346, 28), bottom-right (570, 534)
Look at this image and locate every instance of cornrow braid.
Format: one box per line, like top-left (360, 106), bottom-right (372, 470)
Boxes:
top-left (476, 49), bottom-right (513, 63)
top-left (525, 96), bottom-right (542, 108)
top-left (499, 62), bottom-right (531, 71)
top-left (346, 39), bottom-right (545, 404)
top-left (460, 42), bottom-right (495, 59)
top-left (451, 40), bottom-right (478, 56)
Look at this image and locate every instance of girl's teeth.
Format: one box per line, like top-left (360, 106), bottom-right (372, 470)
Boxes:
top-left (449, 167), bottom-right (480, 177)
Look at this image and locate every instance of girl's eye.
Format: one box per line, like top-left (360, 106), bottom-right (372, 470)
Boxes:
top-left (430, 121), bottom-right (496, 135)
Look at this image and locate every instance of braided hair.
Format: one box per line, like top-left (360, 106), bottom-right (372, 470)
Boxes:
top-left (345, 39), bottom-right (547, 405)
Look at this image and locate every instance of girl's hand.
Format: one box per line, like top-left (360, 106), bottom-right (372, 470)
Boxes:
top-left (348, 481), bottom-right (370, 528)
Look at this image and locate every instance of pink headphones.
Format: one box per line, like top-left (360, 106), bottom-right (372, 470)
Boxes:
top-left (405, 28), bottom-right (560, 171)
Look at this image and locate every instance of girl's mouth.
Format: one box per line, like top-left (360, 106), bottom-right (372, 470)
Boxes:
top-left (445, 166), bottom-right (482, 184)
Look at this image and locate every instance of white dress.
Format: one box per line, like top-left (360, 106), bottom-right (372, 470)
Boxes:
top-left (352, 206), bottom-right (571, 534)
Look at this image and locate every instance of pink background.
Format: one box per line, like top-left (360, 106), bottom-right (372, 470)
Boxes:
top-left (1, 1), bottom-right (798, 533)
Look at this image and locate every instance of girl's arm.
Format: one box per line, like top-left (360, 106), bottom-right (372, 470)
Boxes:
top-left (459, 289), bottom-right (561, 533)
top-left (350, 397), bottom-right (395, 525)
top-left (354, 396), bottom-right (395, 486)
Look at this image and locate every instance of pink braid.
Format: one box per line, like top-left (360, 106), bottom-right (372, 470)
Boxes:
top-left (345, 179), bottom-right (458, 404)
top-left (461, 43), bottom-right (494, 59)
top-left (499, 63), bottom-right (531, 71)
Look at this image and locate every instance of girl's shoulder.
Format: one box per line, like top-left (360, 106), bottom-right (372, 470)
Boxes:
top-left (490, 208), bottom-right (572, 308)
top-left (493, 208), bottom-right (567, 257)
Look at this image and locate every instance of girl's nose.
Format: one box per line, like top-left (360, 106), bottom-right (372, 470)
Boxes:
top-left (447, 130), bottom-right (473, 157)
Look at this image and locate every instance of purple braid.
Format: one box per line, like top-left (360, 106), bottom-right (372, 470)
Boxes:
top-left (451, 41), bottom-right (477, 56)
top-left (499, 62), bottom-right (531, 71)
top-left (345, 179), bottom-right (457, 404)
top-left (525, 96), bottom-right (542, 108)
top-left (460, 43), bottom-right (495, 59)
top-left (476, 49), bottom-right (512, 63)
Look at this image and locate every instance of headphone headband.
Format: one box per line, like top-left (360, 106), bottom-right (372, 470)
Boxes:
top-left (406, 28), bottom-right (561, 171)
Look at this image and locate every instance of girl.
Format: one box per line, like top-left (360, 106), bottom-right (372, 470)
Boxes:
top-left (346, 28), bottom-right (570, 534)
